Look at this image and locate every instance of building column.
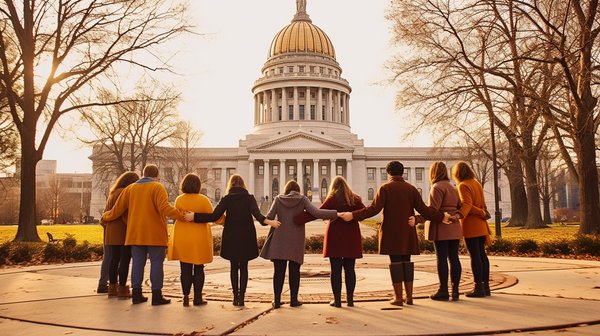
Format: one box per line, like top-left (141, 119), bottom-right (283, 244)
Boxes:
top-left (312, 159), bottom-right (320, 203)
top-left (293, 86), bottom-right (299, 120)
top-left (327, 89), bottom-right (333, 121)
top-left (306, 86), bottom-right (311, 120)
top-left (336, 90), bottom-right (342, 123)
top-left (297, 159), bottom-right (303, 194)
top-left (282, 88), bottom-right (288, 121)
top-left (346, 159), bottom-right (353, 187)
top-left (254, 94), bottom-right (259, 125)
top-left (271, 89), bottom-right (278, 122)
top-left (221, 168), bottom-right (227, 193)
top-left (263, 92), bottom-right (269, 123)
top-left (279, 159), bottom-right (286, 194)
top-left (248, 159), bottom-right (255, 195)
top-left (317, 87), bottom-right (323, 121)
top-left (330, 160), bottom-right (336, 184)
top-left (264, 159), bottom-right (270, 200)
top-left (376, 164), bottom-right (382, 189)
top-left (345, 93), bottom-right (350, 125)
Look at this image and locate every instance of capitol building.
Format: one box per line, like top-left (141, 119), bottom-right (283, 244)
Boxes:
top-left (90, 1), bottom-right (511, 217)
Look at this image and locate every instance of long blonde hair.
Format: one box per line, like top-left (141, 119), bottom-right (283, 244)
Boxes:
top-left (326, 176), bottom-right (361, 206)
top-left (225, 174), bottom-right (246, 194)
top-left (452, 161), bottom-right (477, 183)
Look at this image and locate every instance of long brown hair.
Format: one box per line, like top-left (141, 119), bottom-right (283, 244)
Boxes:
top-left (283, 180), bottom-right (300, 195)
top-left (326, 176), bottom-right (361, 206)
top-left (452, 161), bottom-right (476, 183)
top-left (110, 171), bottom-right (140, 194)
top-left (429, 161), bottom-right (450, 185)
top-left (225, 174), bottom-right (246, 194)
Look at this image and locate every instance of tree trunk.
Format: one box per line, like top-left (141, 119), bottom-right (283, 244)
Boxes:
top-left (576, 117), bottom-right (600, 234)
top-left (504, 150), bottom-right (527, 227)
top-left (542, 196), bottom-right (553, 224)
top-left (13, 136), bottom-right (42, 242)
top-left (522, 155), bottom-right (548, 229)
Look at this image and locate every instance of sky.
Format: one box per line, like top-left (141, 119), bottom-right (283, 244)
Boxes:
top-left (43, 0), bottom-right (430, 174)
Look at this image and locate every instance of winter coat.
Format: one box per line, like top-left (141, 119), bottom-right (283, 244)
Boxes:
top-left (260, 191), bottom-right (337, 265)
top-left (103, 188), bottom-right (128, 246)
top-left (456, 178), bottom-right (491, 243)
top-left (415, 180), bottom-right (463, 241)
top-left (352, 175), bottom-right (445, 255)
top-left (193, 187), bottom-right (265, 262)
top-left (321, 195), bottom-right (365, 259)
top-left (168, 193), bottom-right (214, 265)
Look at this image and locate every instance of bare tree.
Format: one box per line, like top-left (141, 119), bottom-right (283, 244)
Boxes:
top-left (0, 0), bottom-right (192, 241)
top-left (537, 142), bottom-right (567, 224)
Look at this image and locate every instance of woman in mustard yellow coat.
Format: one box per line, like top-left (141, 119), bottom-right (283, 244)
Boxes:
top-left (452, 161), bottom-right (492, 298)
top-left (168, 174), bottom-right (214, 306)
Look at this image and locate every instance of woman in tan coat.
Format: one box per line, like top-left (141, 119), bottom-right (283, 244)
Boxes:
top-left (102, 171), bottom-right (140, 298)
top-left (412, 162), bottom-right (462, 301)
top-left (453, 161), bottom-right (491, 298)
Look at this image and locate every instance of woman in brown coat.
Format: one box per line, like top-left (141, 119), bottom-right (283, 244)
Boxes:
top-left (341, 161), bottom-right (450, 306)
top-left (412, 162), bottom-right (462, 301)
top-left (102, 171), bottom-right (140, 298)
top-left (453, 161), bottom-right (491, 298)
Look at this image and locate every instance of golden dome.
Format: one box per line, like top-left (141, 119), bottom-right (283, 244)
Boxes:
top-left (268, 20), bottom-right (336, 59)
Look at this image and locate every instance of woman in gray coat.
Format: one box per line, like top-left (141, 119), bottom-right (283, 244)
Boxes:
top-left (261, 180), bottom-right (339, 308)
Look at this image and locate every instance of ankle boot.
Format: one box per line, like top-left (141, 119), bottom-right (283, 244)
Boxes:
top-left (117, 285), bottom-right (132, 300)
top-left (107, 283), bottom-right (118, 297)
top-left (97, 283), bottom-right (108, 293)
top-left (238, 291), bottom-right (245, 307)
top-left (451, 283), bottom-right (460, 301)
top-left (465, 282), bottom-right (486, 298)
top-left (403, 262), bottom-right (414, 305)
top-left (388, 262), bottom-right (404, 306)
top-left (330, 292), bottom-right (342, 307)
top-left (347, 293), bottom-right (354, 307)
top-left (151, 289), bottom-right (171, 305)
top-left (483, 281), bottom-right (491, 296)
top-left (430, 287), bottom-right (449, 301)
top-left (194, 292), bottom-right (207, 306)
top-left (132, 288), bottom-right (148, 304)
top-left (232, 290), bottom-right (239, 306)
top-left (183, 295), bottom-right (190, 307)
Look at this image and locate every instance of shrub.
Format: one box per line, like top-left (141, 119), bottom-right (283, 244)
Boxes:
top-left (540, 239), bottom-right (571, 255)
top-left (489, 237), bottom-right (513, 253)
top-left (417, 229), bottom-right (434, 252)
top-left (362, 234), bottom-right (378, 253)
top-left (515, 239), bottom-right (538, 254)
top-left (42, 243), bottom-right (64, 261)
top-left (62, 234), bottom-right (77, 248)
top-left (71, 241), bottom-right (92, 260)
top-left (257, 236), bottom-right (266, 251)
top-left (0, 241), bottom-right (11, 265)
top-left (88, 244), bottom-right (104, 256)
top-left (570, 235), bottom-right (600, 256)
top-left (213, 235), bottom-right (222, 256)
top-left (10, 243), bottom-right (37, 263)
top-left (305, 235), bottom-right (324, 253)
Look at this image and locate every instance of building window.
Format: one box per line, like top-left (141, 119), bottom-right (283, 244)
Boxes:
top-left (278, 93), bottom-right (282, 99)
top-left (272, 165), bottom-right (279, 176)
top-left (328, 68), bottom-right (332, 74)
top-left (341, 111), bottom-right (344, 123)
top-left (278, 67), bottom-right (284, 74)
top-left (299, 105), bottom-right (305, 120)
top-left (381, 168), bottom-right (387, 181)
top-left (288, 66), bottom-right (294, 73)
top-left (299, 92), bottom-right (305, 98)
top-left (337, 165), bottom-right (343, 176)
top-left (310, 105), bottom-right (316, 120)
top-left (272, 178), bottom-right (279, 198)
top-left (215, 188), bottom-right (221, 200)
top-left (310, 66), bottom-right (315, 73)
top-left (278, 106), bottom-right (282, 120)
top-left (288, 165), bottom-right (295, 176)
top-left (368, 188), bottom-right (374, 201)
top-left (197, 168), bottom-right (208, 182)
top-left (403, 168), bottom-right (410, 181)
top-left (320, 67), bottom-right (324, 73)
top-left (258, 165), bottom-right (264, 175)
top-left (299, 66), bottom-right (304, 72)
top-left (289, 105), bottom-right (294, 120)
top-left (288, 91), bottom-right (293, 98)
top-left (322, 106), bottom-right (325, 120)
top-left (367, 168), bottom-right (375, 181)
top-left (321, 179), bottom-right (328, 200)
top-left (416, 168), bottom-right (423, 181)
top-left (311, 92), bottom-right (316, 98)
top-left (321, 165), bottom-right (327, 176)
top-left (227, 168), bottom-right (236, 180)
top-left (201, 188), bottom-right (207, 196)
top-left (213, 168), bottom-right (221, 181)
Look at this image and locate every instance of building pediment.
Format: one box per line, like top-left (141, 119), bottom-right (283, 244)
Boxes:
top-left (247, 133), bottom-right (353, 153)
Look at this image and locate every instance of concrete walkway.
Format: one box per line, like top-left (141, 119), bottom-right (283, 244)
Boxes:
top-left (0, 254), bottom-right (599, 335)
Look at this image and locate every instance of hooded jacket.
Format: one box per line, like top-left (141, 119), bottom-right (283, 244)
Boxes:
top-left (260, 191), bottom-right (337, 265)
top-left (193, 187), bottom-right (265, 261)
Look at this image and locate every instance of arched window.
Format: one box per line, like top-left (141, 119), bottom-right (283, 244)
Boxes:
top-left (215, 188), bottom-right (221, 200)
top-left (321, 179), bottom-right (328, 201)
top-left (368, 188), bottom-right (374, 201)
top-left (272, 178), bottom-right (279, 199)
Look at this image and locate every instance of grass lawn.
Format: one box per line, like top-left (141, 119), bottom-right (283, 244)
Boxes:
top-left (360, 219), bottom-right (581, 242)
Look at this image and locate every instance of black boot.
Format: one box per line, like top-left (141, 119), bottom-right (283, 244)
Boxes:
top-left (151, 289), bottom-right (171, 305)
top-left (483, 281), bottom-right (491, 296)
top-left (430, 287), bottom-right (449, 301)
top-left (465, 282), bottom-right (486, 298)
top-left (238, 291), bottom-right (245, 307)
top-left (97, 283), bottom-right (108, 293)
top-left (132, 288), bottom-right (148, 304)
top-left (232, 290), bottom-right (239, 306)
top-left (193, 292), bottom-right (207, 306)
top-left (330, 292), bottom-right (342, 308)
top-left (347, 292), bottom-right (354, 307)
top-left (451, 283), bottom-right (460, 301)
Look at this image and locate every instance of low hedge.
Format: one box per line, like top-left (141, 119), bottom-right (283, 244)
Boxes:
top-left (0, 235), bottom-right (103, 266)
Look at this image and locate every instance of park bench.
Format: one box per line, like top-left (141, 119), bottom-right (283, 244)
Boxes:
top-left (46, 232), bottom-right (61, 244)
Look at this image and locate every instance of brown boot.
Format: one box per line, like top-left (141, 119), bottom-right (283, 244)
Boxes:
top-left (389, 262), bottom-right (404, 306)
top-left (183, 295), bottom-right (190, 307)
top-left (465, 282), bottom-right (486, 298)
top-left (403, 262), bottom-right (414, 305)
top-left (108, 283), bottom-right (118, 297)
top-left (117, 285), bottom-right (132, 300)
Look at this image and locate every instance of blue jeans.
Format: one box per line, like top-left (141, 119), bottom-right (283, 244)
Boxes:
top-left (131, 245), bottom-right (166, 290)
top-left (98, 244), bottom-right (112, 285)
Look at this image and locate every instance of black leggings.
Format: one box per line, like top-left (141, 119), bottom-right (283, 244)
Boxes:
top-left (180, 262), bottom-right (205, 296)
top-left (230, 260), bottom-right (249, 294)
top-left (273, 259), bottom-right (301, 302)
top-left (433, 240), bottom-right (461, 289)
top-left (464, 236), bottom-right (490, 283)
top-left (389, 255), bottom-right (411, 263)
top-left (329, 258), bottom-right (356, 297)
top-left (108, 245), bottom-right (131, 286)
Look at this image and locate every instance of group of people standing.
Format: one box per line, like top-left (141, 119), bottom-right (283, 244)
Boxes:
top-left (97, 160), bottom-right (491, 308)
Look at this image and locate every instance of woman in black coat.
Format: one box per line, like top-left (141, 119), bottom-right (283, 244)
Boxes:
top-left (183, 174), bottom-right (280, 306)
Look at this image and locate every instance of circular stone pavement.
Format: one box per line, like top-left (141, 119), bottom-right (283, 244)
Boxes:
top-left (157, 263), bottom-right (517, 303)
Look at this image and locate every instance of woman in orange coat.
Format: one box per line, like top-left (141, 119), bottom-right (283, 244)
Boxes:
top-left (452, 161), bottom-right (491, 298)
